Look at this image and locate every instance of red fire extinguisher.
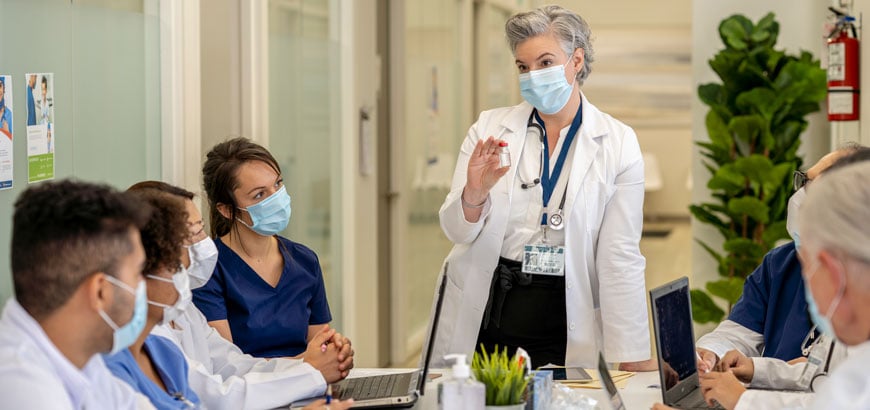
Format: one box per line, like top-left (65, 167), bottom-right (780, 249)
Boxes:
top-left (827, 15), bottom-right (860, 121)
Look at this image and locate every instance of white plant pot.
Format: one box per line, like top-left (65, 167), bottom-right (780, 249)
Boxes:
top-left (485, 404), bottom-right (525, 410)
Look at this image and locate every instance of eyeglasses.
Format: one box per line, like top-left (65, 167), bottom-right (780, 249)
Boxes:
top-left (793, 170), bottom-right (811, 191)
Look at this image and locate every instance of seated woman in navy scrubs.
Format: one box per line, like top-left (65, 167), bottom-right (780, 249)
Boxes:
top-left (105, 188), bottom-right (201, 409)
top-left (193, 137), bottom-right (354, 380)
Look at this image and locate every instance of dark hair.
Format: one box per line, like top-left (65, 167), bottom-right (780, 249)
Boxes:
top-left (126, 188), bottom-right (189, 276)
top-left (41, 76), bottom-right (47, 87)
top-left (11, 180), bottom-right (150, 319)
top-left (202, 137), bottom-right (281, 237)
top-left (129, 180), bottom-right (195, 200)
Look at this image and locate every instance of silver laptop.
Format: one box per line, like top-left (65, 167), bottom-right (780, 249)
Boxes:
top-left (328, 264), bottom-right (448, 408)
top-left (597, 352), bottom-right (626, 410)
top-left (650, 277), bottom-right (720, 409)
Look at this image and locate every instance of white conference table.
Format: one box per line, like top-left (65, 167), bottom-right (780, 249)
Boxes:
top-left (345, 368), bottom-right (664, 410)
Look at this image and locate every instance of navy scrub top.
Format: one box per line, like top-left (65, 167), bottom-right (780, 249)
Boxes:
top-left (192, 236), bottom-right (332, 358)
top-left (104, 334), bottom-right (201, 409)
top-left (728, 242), bottom-right (816, 361)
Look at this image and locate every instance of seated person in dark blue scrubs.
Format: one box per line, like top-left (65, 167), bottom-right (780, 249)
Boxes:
top-left (193, 137), bottom-right (354, 382)
top-left (105, 188), bottom-right (201, 409)
top-left (696, 145), bottom-right (870, 368)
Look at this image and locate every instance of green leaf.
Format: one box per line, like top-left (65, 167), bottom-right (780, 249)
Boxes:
top-left (719, 15), bottom-right (753, 50)
top-left (695, 239), bottom-right (725, 266)
top-left (736, 88), bottom-right (779, 120)
top-left (691, 289), bottom-right (726, 324)
top-left (728, 196), bottom-right (770, 223)
top-left (733, 155), bottom-right (773, 184)
top-left (763, 220), bottom-right (789, 246)
top-left (706, 277), bottom-right (746, 305)
top-left (723, 238), bottom-right (765, 260)
top-left (690, 206), bottom-right (733, 239)
top-left (707, 163), bottom-right (745, 195)
top-left (698, 83), bottom-right (724, 107)
top-left (729, 115), bottom-right (766, 146)
top-left (705, 110), bottom-right (732, 149)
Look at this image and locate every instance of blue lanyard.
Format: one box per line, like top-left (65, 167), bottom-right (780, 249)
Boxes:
top-left (533, 102), bottom-right (583, 225)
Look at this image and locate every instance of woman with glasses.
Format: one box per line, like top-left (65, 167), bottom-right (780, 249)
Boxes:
top-left (431, 5), bottom-right (653, 370)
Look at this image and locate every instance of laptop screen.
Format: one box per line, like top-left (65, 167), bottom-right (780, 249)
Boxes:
top-left (417, 263), bottom-right (449, 395)
top-left (653, 282), bottom-right (697, 391)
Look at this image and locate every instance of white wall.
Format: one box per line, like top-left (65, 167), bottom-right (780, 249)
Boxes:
top-left (200, 0), bottom-right (243, 150)
top-left (690, 0), bottom-right (830, 312)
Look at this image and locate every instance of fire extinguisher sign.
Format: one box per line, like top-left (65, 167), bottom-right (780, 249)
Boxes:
top-left (829, 42), bottom-right (846, 81)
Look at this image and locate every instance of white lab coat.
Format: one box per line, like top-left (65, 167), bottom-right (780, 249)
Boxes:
top-left (430, 95), bottom-right (649, 368)
top-left (732, 337), bottom-right (850, 410)
top-left (0, 299), bottom-right (154, 410)
top-left (152, 307), bottom-right (326, 410)
top-left (810, 341), bottom-right (870, 408)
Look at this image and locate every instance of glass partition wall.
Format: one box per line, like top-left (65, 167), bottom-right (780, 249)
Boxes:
top-left (268, 0), bottom-right (344, 329)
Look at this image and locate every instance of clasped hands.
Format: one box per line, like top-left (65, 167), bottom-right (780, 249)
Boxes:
top-left (300, 325), bottom-right (355, 383)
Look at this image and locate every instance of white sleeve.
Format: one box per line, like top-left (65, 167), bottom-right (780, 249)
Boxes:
top-left (187, 356), bottom-right (326, 410)
top-left (0, 363), bottom-right (76, 410)
top-left (749, 357), bottom-right (809, 390)
top-left (166, 309), bottom-right (327, 410)
top-left (596, 128), bottom-right (649, 363)
top-left (734, 390), bottom-right (813, 410)
top-left (696, 320), bottom-right (765, 359)
top-left (439, 120), bottom-right (492, 245)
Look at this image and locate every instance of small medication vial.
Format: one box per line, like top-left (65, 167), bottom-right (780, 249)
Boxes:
top-left (498, 141), bottom-right (511, 168)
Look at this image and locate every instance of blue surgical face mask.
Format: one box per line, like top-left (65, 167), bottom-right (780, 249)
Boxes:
top-left (787, 187), bottom-right (806, 250)
top-left (803, 259), bottom-right (844, 340)
top-left (519, 58), bottom-right (577, 115)
top-left (237, 185), bottom-right (292, 236)
top-left (99, 275), bottom-right (148, 354)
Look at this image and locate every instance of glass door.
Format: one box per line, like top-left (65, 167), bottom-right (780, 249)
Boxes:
top-left (267, 0), bottom-right (344, 329)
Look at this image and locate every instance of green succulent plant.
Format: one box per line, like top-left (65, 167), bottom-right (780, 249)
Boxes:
top-left (471, 345), bottom-right (529, 406)
top-left (691, 12), bottom-right (826, 323)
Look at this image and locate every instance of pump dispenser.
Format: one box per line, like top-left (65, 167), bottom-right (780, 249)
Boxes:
top-left (438, 354), bottom-right (485, 410)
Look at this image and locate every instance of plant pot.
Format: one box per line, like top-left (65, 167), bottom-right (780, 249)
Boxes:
top-left (485, 404), bottom-right (525, 410)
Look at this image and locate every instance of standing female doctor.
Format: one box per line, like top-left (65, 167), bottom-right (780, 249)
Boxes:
top-left (431, 5), bottom-right (654, 371)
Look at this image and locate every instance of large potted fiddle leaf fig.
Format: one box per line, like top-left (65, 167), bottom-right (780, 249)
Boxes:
top-left (691, 12), bottom-right (826, 323)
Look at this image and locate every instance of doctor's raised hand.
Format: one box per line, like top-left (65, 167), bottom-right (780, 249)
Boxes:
top-left (462, 136), bottom-right (511, 221)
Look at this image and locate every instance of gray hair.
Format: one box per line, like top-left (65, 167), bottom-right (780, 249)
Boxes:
top-left (799, 162), bottom-right (870, 266)
top-left (505, 5), bottom-right (595, 85)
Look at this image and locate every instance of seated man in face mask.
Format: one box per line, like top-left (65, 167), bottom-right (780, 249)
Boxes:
top-left (696, 144), bottom-right (869, 371)
top-left (136, 181), bottom-right (350, 410)
top-left (0, 180), bottom-right (155, 409)
top-left (674, 147), bottom-right (870, 410)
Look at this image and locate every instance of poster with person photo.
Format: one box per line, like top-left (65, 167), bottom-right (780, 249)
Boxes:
top-left (0, 74), bottom-right (12, 190)
top-left (26, 73), bottom-right (55, 183)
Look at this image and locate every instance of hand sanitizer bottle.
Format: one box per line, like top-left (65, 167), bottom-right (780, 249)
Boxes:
top-left (438, 354), bottom-right (485, 410)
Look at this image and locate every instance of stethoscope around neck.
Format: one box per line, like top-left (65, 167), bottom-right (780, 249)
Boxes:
top-left (519, 110), bottom-right (570, 231)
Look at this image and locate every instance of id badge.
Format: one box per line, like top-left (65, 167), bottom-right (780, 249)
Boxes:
top-left (522, 244), bottom-right (565, 276)
top-left (798, 337), bottom-right (828, 389)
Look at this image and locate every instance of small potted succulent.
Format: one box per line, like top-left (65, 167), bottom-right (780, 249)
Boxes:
top-left (472, 345), bottom-right (530, 409)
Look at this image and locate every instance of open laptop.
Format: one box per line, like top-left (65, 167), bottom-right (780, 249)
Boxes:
top-left (650, 277), bottom-right (720, 409)
top-left (328, 264), bottom-right (449, 408)
top-left (597, 352), bottom-right (626, 410)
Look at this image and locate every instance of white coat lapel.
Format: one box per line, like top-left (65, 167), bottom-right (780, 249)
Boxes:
top-left (564, 95), bottom-right (607, 219)
top-left (497, 102), bottom-right (535, 198)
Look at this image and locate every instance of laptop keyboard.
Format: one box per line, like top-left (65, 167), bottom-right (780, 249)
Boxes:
top-left (340, 373), bottom-right (403, 400)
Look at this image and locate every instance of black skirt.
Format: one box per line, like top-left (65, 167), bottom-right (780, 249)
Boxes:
top-left (476, 257), bottom-right (567, 368)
